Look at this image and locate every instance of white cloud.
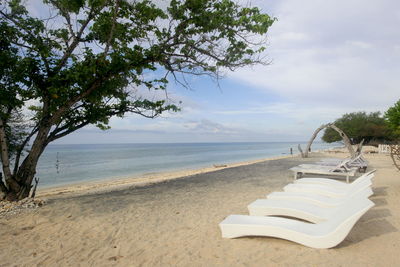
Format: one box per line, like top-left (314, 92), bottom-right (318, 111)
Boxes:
top-left (35, 0), bottom-right (400, 143)
top-left (231, 0), bottom-right (400, 113)
top-left (213, 101), bottom-right (380, 125)
top-left (183, 119), bottom-right (237, 134)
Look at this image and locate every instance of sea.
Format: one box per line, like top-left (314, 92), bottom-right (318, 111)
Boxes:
top-left (36, 142), bottom-right (339, 188)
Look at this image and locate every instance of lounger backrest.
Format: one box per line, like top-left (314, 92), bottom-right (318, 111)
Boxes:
top-left (321, 197), bottom-right (374, 231)
top-left (350, 170), bottom-right (376, 186)
top-left (346, 185), bottom-right (374, 200)
top-left (351, 154), bottom-right (369, 167)
top-left (347, 177), bottom-right (372, 192)
top-left (308, 198), bottom-right (374, 249)
top-left (340, 154), bottom-right (369, 169)
top-left (336, 158), bottom-right (351, 170)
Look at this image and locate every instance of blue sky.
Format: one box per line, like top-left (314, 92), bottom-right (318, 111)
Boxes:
top-left (28, 0), bottom-right (400, 144)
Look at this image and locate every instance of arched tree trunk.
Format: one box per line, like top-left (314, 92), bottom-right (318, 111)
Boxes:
top-left (298, 144), bottom-right (304, 158)
top-left (300, 123), bottom-right (356, 158)
top-left (329, 124), bottom-right (355, 158)
top-left (302, 124), bottom-right (330, 158)
top-left (355, 139), bottom-right (365, 155)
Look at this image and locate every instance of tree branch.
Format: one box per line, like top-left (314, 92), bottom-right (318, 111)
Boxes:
top-left (103, 0), bottom-right (120, 57)
top-left (53, 6), bottom-right (97, 73)
top-left (46, 120), bottom-right (91, 144)
top-left (0, 173), bottom-right (9, 195)
top-left (12, 126), bottom-right (39, 176)
top-left (0, 118), bottom-right (12, 181)
top-left (0, 118), bottom-right (20, 191)
top-left (48, 0), bottom-right (76, 41)
top-left (0, 10), bottom-right (51, 74)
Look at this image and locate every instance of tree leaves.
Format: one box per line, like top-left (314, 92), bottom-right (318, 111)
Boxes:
top-left (385, 99), bottom-right (400, 137)
top-left (0, 0), bottom-right (275, 198)
top-left (322, 112), bottom-right (390, 144)
top-left (1, 0), bottom-right (275, 130)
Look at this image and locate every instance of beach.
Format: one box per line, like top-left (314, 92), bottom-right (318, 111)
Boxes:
top-left (0, 150), bottom-right (399, 266)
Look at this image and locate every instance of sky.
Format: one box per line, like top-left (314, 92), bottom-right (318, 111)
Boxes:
top-left (30, 0), bottom-right (400, 144)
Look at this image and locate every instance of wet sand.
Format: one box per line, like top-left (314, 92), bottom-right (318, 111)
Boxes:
top-left (0, 151), bottom-right (399, 266)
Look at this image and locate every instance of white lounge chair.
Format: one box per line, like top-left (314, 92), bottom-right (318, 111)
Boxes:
top-left (283, 178), bottom-right (372, 198)
top-left (248, 194), bottom-right (369, 223)
top-left (267, 186), bottom-right (373, 208)
top-left (219, 198), bottom-right (374, 249)
top-left (319, 154), bottom-right (368, 170)
top-left (294, 170), bottom-right (375, 188)
top-left (290, 165), bottom-right (357, 183)
top-left (298, 163), bottom-right (356, 172)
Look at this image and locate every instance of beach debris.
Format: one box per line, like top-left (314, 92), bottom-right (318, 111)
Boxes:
top-left (214, 164), bottom-right (228, 168)
top-left (0, 198), bottom-right (46, 217)
top-left (108, 255), bottom-right (124, 261)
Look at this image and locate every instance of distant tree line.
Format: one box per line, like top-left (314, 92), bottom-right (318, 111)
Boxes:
top-left (322, 99), bottom-right (400, 145)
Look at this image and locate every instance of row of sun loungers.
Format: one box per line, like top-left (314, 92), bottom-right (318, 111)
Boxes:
top-left (318, 154), bottom-right (368, 170)
top-left (219, 155), bottom-right (375, 249)
top-left (290, 155), bottom-right (369, 183)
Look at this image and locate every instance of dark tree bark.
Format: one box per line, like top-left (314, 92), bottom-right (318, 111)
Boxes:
top-left (0, 118), bottom-right (51, 200)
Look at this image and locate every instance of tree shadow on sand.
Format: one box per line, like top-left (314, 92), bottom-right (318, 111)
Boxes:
top-left (372, 186), bottom-right (388, 197)
top-left (336, 187), bottom-right (397, 248)
top-left (338, 216), bottom-right (398, 248)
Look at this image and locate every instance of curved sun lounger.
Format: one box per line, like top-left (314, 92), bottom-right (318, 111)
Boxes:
top-left (299, 157), bottom-right (354, 171)
top-left (318, 154), bottom-right (368, 170)
top-left (219, 198), bottom-right (374, 249)
top-left (248, 194), bottom-right (370, 222)
top-left (283, 178), bottom-right (372, 198)
top-left (294, 170), bottom-right (375, 188)
top-left (298, 164), bottom-right (356, 172)
top-left (267, 186), bottom-right (373, 208)
top-left (290, 165), bottom-right (357, 183)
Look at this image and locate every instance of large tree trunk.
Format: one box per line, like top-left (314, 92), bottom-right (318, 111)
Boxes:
top-left (14, 126), bottom-right (50, 200)
top-left (0, 118), bottom-right (21, 198)
top-left (355, 139), bottom-right (365, 155)
top-left (303, 124), bottom-right (329, 158)
top-left (329, 124), bottom-right (356, 158)
top-left (300, 123), bottom-right (356, 158)
top-left (0, 125), bottom-right (50, 201)
top-left (3, 150), bottom-right (46, 201)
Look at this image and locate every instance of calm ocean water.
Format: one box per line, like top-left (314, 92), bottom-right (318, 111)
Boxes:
top-left (36, 142), bottom-right (338, 188)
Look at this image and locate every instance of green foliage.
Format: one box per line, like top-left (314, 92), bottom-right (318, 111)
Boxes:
top-left (385, 99), bottom-right (400, 138)
top-left (3, 109), bottom-right (30, 158)
top-left (322, 112), bottom-right (390, 144)
top-left (0, 0), bottom-right (274, 143)
top-left (0, 0), bottom-right (274, 198)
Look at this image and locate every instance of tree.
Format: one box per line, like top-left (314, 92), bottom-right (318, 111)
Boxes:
top-left (0, 0), bottom-right (275, 200)
top-left (300, 123), bottom-right (355, 158)
top-left (385, 99), bottom-right (400, 138)
top-left (322, 112), bottom-right (390, 145)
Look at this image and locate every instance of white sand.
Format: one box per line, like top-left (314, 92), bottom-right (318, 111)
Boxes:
top-left (1, 150), bottom-right (399, 266)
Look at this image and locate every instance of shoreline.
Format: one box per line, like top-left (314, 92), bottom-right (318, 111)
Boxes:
top-left (37, 153), bottom-right (301, 199)
top-left (37, 146), bottom-right (346, 199)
